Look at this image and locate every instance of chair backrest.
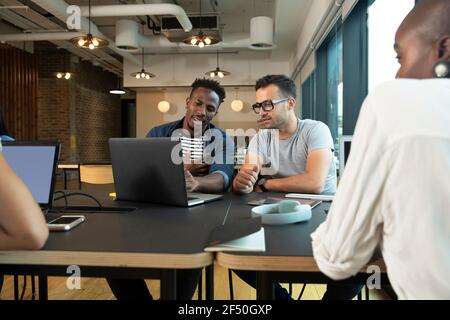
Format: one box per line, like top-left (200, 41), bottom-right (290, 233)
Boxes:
top-left (339, 135), bottom-right (353, 177)
top-left (79, 164), bottom-right (114, 185)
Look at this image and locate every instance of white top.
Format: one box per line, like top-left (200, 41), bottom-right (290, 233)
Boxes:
top-left (311, 79), bottom-right (450, 300)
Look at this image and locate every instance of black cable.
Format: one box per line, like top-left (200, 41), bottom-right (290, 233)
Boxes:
top-left (53, 190), bottom-right (68, 209)
top-left (19, 275), bottom-right (27, 300)
top-left (297, 284), bottom-right (307, 300)
top-left (54, 191), bottom-right (102, 210)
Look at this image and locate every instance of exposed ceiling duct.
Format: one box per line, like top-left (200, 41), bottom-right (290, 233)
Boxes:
top-left (78, 3), bottom-right (193, 32)
top-left (249, 16), bottom-right (276, 50)
top-left (114, 16), bottom-right (275, 52)
top-left (0, 32), bottom-right (83, 42)
top-left (115, 19), bottom-right (140, 51)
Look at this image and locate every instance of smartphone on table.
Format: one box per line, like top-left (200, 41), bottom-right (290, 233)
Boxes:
top-left (47, 215), bottom-right (85, 231)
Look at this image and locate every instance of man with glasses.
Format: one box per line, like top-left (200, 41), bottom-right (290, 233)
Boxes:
top-left (232, 75), bottom-right (364, 300)
top-left (233, 74), bottom-right (337, 195)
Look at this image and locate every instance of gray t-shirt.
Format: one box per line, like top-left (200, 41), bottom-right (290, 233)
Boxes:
top-left (248, 119), bottom-right (337, 195)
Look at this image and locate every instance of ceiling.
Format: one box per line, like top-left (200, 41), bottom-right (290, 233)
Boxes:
top-left (0, 0), bottom-right (313, 75)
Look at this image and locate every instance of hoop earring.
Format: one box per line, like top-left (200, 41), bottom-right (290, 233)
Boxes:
top-left (434, 61), bottom-right (450, 78)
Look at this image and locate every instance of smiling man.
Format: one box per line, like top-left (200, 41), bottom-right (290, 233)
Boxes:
top-left (106, 78), bottom-right (234, 301)
top-left (148, 78), bottom-right (234, 194)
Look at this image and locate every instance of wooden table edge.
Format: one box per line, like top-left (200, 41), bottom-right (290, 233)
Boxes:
top-left (216, 252), bottom-right (386, 273)
top-left (0, 250), bottom-right (214, 269)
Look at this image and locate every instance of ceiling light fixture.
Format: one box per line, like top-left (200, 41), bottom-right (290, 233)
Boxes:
top-left (56, 55), bottom-right (72, 80)
top-left (130, 23), bottom-right (156, 80)
top-left (157, 89), bottom-right (170, 113)
top-left (109, 77), bottom-right (126, 95)
top-left (158, 100), bottom-right (170, 113)
top-left (130, 47), bottom-right (155, 80)
top-left (183, 0), bottom-right (219, 48)
top-left (70, 0), bottom-right (108, 50)
top-left (206, 50), bottom-right (230, 78)
top-left (231, 88), bottom-right (244, 112)
top-left (56, 72), bottom-right (72, 80)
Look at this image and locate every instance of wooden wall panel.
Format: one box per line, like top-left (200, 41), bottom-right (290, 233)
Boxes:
top-left (0, 44), bottom-right (38, 140)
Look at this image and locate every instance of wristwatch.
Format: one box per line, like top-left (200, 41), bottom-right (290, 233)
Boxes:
top-left (257, 178), bottom-right (269, 192)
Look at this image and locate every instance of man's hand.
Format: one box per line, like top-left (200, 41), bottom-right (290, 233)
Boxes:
top-left (183, 150), bottom-right (210, 177)
top-left (184, 170), bottom-right (200, 192)
top-left (233, 165), bottom-right (259, 194)
top-left (253, 185), bottom-right (263, 193)
top-left (184, 163), bottom-right (210, 176)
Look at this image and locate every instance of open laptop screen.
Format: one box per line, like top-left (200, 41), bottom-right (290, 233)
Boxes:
top-left (2, 142), bottom-right (60, 207)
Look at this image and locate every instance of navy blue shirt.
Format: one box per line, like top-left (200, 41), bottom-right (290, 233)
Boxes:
top-left (146, 118), bottom-right (235, 190)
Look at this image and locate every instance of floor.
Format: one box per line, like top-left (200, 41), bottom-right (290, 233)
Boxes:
top-left (0, 264), bottom-right (390, 300)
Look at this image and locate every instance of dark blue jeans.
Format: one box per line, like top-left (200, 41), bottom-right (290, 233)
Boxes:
top-left (233, 270), bottom-right (363, 300)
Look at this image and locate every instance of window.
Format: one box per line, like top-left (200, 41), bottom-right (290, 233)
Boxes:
top-left (342, 0), bottom-right (415, 135)
top-left (314, 21), bottom-right (343, 157)
top-left (301, 71), bottom-right (316, 120)
top-left (368, 0), bottom-right (415, 92)
top-left (301, 21), bottom-right (343, 161)
top-left (325, 25), bottom-right (343, 153)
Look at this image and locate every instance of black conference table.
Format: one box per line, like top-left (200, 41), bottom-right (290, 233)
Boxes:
top-left (0, 188), bottom-right (228, 300)
top-left (219, 193), bottom-right (387, 300)
top-left (0, 188), bottom-right (385, 300)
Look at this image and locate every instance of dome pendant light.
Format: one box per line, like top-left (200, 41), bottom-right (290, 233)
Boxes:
top-left (130, 24), bottom-right (156, 80)
top-left (130, 47), bottom-right (156, 80)
top-left (183, 0), bottom-right (219, 47)
top-left (110, 77), bottom-right (126, 95)
top-left (206, 50), bottom-right (230, 78)
top-left (70, 0), bottom-right (108, 49)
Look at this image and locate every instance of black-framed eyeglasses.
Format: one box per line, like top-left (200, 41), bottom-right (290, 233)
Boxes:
top-left (252, 98), bottom-right (290, 114)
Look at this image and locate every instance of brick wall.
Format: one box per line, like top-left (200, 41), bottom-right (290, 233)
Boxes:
top-left (74, 79), bottom-right (121, 161)
top-left (37, 79), bottom-right (71, 161)
top-left (36, 42), bottom-right (121, 164)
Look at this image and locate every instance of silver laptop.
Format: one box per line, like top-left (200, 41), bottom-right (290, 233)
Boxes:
top-left (109, 138), bottom-right (223, 207)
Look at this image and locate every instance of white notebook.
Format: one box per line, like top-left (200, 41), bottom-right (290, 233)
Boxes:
top-left (285, 193), bottom-right (335, 202)
top-left (204, 228), bottom-right (266, 252)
